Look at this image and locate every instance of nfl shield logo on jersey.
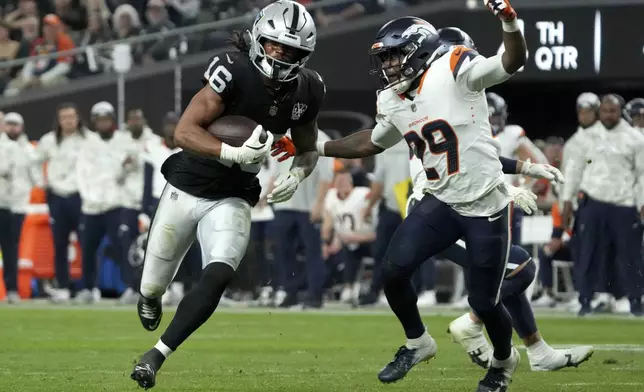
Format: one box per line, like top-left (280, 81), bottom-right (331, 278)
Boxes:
top-left (291, 103), bottom-right (308, 121)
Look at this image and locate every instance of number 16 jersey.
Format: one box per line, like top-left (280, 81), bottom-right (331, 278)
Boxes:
top-left (375, 46), bottom-right (511, 217)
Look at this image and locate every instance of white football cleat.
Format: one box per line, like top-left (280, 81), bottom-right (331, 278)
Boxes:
top-left (529, 346), bottom-right (594, 371)
top-left (448, 313), bottom-right (492, 369)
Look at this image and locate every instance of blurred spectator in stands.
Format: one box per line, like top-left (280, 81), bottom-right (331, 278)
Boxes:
top-left (53, 0), bottom-right (88, 32)
top-left (0, 21), bottom-right (20, 93)
top-left (112, 4), bottom-right (142, 40)
top-left (166, 0), bottom-right (201, 26)
top-left (106, 0), bottom-right (146, 17)
top-left (4, 14), bottom-right (74, 97)
top-left (34, 103), bottom-right (87, 303)
top-left (137, 0), bottom-right (176, 65)
top-left (2, 0), bottom-right (41, 34)
top-left (14, 15), bottom-right (39, 60)
top-left (73, 10), bottom-right (112, 76)
top-left (313, 0), bottom-right (389, 28)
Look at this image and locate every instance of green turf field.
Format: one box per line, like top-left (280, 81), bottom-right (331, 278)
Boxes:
top-left (0, 306), bottom-right (642, 391)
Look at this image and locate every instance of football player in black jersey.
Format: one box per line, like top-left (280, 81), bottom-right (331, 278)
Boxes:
top-left (131, 1), bottom-right (325, 388)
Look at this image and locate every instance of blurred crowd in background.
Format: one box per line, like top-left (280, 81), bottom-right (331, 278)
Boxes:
top-left (0, 0), bottom-right (417, 96)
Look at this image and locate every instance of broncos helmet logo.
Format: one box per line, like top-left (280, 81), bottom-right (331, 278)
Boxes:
top-left (401, 24), bottom-right (437, 45)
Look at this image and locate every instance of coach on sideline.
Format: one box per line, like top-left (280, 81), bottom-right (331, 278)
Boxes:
top-left (357, 139), bottom-right (410, 306)
top-left (561, 94), bottom-right (644, 317)
top-left (271, 129), bottom-right (334, 309)
top-left (0, 112), bottom-right (21, 303)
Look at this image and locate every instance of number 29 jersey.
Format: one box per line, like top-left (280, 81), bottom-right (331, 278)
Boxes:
top-left (375, 46), bottom-right (511, 217)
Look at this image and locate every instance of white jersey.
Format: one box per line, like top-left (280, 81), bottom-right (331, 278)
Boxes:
top-left (324, 187), bottom-right (376, 249)
top-left (372, 46), bottom-right (513, 217)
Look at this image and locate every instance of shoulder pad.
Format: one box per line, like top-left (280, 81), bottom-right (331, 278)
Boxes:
top-left (449, 46), bottom-right (480, 79)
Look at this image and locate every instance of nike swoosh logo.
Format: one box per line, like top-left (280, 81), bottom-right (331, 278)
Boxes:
top-left (226, 54), bottom-right (233, 64)
top-left (488, 215), bottom-right (503, 222)
top-left (247, 145), bottom-right (264, 150)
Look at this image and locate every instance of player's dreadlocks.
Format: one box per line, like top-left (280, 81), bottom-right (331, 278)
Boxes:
top-left (229, 30), bottom-right (251, 54)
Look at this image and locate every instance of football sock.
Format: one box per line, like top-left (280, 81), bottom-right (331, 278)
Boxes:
top-left (406, 330), bottom-right (432, 349)
top-left (160, 262), bottom-right (235, 351)
top-left (384, 277), bottom-right (426, 339)
top-left (526, 338), bottom-right (551, 358)
top-left (154, 340), bottom-right (174, 359)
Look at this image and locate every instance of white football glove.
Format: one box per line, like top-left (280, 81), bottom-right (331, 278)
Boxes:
top-left (508, 185), bottom-right (538, 215)
top-left (267, 167), bottom-right (306, 204)
top-left (219, 125), bottom-right (274, 165)
top-left (520, 158), bottom-right (565, 184)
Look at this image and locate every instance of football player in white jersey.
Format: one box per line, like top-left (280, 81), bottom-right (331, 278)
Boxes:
top-left (308, 2), bottom-right (563, 390)
top-left (487, 92), bottom-right (548, 244)
top-left (407, 154), bottom-right (593, 372)
top-left (625, 98), bottom-right (644, 132)
top-left (321, 170), bottom-right (376, 302)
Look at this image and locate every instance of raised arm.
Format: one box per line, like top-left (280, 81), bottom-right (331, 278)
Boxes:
top-left (460, 0), bottom-right (527, 92)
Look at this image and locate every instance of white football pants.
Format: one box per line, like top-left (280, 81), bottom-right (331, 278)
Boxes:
top-left (140, 183), bottom-right (251, 298)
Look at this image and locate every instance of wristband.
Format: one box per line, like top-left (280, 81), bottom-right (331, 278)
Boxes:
top-left (502, 19), bottom-right (520, 33)
top-left (219, 143), bottom-right (238, 162)
top-left (316, 141), bottom-right (326, 156)
top-left (552, 228), bottom-right (564, 239)
top-left (289, 167), bottom-right (306, 182)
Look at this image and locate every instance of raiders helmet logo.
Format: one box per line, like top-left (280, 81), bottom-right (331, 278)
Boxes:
top-left (291, 102), bottom-right (308, 121)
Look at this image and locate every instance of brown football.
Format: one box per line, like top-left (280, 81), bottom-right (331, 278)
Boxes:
top-left (207, 115), bottom-right (266, 147)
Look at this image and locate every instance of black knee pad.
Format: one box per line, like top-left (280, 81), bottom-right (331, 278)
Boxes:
top-left (501, 259), bottom-right (536, 300)
top-left (200, 262), bottom-right (236, 292)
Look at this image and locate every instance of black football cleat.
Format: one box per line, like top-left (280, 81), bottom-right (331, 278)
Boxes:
top-left (131, 348), bottom-right (166, 390)
top-left (138, 296), bottom-right (163, 331)
top-left (377, 340), bottom-right (437, 383)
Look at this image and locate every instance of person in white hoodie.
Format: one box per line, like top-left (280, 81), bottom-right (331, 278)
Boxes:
top-left (118, 108), bottom-right (162, 304)
top-left (0, 112), bottom-right (22, 303)
top-left (34, 103), bottom-right (88, 303)
top-left (141, 112), bottom-right (201, 306)
top-left (75, 102), bottom-right (135, 304)
top-left (2, 113), bottom-right (42, 303)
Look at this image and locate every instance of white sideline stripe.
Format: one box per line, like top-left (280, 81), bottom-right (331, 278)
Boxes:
top-left (558, 382), bottom-right (644, 387)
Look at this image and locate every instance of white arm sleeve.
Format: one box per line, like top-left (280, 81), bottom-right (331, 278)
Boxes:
top-left (458, 54), bottom-right (512, 92)
top-left (371, 114), bottom-right (402, 150)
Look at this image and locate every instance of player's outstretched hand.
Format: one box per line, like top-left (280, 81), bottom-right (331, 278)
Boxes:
top-left (520, 158), bottom-right (565, 184)
top-left (508, 185), bottom-right (538, 215)
top-left (484, 0), bottom-right (517, 21)
top-left (220, 125), bottom-right (274, 164)
top-left (268, 167), bottom-right (306, 204)
top-left (271, 136), bottom-right (296, 162)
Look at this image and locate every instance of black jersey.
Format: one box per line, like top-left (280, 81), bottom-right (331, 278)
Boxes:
top-left (162, 51), bottom-right (326, 205)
